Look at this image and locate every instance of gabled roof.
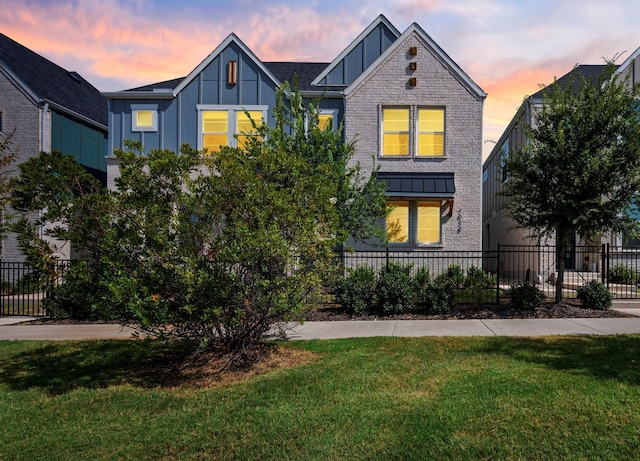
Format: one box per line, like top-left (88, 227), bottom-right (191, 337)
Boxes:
top-left (173, 33), bottom-right (282, 95)
top-left (0, 32), bottom-right (107, 128)
top-left (311, 14), bottom-right (401, 87)
top-left (344, 22), bottom-right (486, 99)
top-left (530, 64), bottom-right (610, 100)
top-left (614, 47), bottom-right (640, 79)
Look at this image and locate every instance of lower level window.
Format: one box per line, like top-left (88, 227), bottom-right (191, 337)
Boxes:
top-left (386, 200), bottom-right (441, 244)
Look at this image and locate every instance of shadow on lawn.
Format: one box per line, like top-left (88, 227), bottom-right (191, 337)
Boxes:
top-left (479, 335), bottom-right (640, 385)
top-left (0, 340), bottom-right (206, 395)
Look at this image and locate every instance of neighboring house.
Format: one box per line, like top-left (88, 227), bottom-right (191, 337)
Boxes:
top-left (482, 50), bottom-right (640, 280)
top-left (104, 14), bottom-right (486, 253)
top-left (0, 33), bottom-right (108, 261)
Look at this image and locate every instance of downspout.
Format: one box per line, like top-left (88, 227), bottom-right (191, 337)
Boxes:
top-left (41, 102), bottom-right (49, 153)
top-left (40, 102), bottom-right (49, 241)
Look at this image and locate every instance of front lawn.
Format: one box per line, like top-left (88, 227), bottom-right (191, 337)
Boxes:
top-left (1, 336), bottom-right (639, 460)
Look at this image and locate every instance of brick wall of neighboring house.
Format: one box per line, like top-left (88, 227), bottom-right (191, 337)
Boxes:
top-left (0, 71), bottom-right (42, 261)
top-left (344, 34), bottom-right (483, 251)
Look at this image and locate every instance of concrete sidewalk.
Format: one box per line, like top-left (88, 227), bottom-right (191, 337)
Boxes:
top-left (2, 307), bottom-right (640, 340)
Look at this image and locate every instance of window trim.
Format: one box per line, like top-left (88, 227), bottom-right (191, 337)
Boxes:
top-left (416, 107), bottom-right (445, 158)
top-left (381, 106), bottom-right (410, 157)
top-left (196, 105), bottom-right (267, 151)
top-left (380, 106), bottom-right (446, 159)
top-left (131, 104), bottom-right (158, 132)
top-left (386, 198), bottom-right (443, 246)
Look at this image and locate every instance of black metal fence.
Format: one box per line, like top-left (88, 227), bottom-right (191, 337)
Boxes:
top-left (2, 245), bottom-right (640, 316)
top-left (331, 244), bottom-right (640, 304)
top-left (0, 260), bottom-right (71, 316)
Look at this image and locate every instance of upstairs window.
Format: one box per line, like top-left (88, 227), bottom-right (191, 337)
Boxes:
top-left (381, 106), bottom-right (445, 158)
top-left (198, 106), bottom-right (266, 153)
top-left (417, 109), bottom-right (444, 157)
top-left (382, 108), bottom-right (410, 156)
top-left (236, 111), bottom-right (263, 150)
top-left (202, 111), bottom-right (229, 153)
top-left (131, 104), bottom-right (158, 132)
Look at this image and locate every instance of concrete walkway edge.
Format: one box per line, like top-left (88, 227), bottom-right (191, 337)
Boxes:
top-left (1, 306), bottom-right (640, 340)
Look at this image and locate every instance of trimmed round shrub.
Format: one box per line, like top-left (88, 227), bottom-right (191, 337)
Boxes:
top-left (422, 280), bottom-right (456, 314)
top-left (510, 283), bottom-right (545, 310)
top-left (376, 262), bottom-right (415, 314)
top-left (577, 280), bottom-right (613, 311)
top-left (334, 266), bottom-right (376, 316)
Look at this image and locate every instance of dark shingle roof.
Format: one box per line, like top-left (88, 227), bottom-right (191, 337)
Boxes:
top-left (531, 64), bottom-right (614, 100)
top-left (127, 77), bottom-right (185, 92)
top-left (263, 62), bottom-right (341, 92)
top-left (378, 172), bottom-right (456, 197)
top-left (0, 32), bottom-right (107, 127)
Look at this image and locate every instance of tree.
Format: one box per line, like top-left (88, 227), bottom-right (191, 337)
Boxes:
top-left (12, 85), bottom-right (386, 356)
top-left (0, 131), bottom-right (17, 239)
top-left (502, 62), bottom-right (640, 303)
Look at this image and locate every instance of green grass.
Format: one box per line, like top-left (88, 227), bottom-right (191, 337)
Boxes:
top-left (1, 336), bottom-right (640, 460)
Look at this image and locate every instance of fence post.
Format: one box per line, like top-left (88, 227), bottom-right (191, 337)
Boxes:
top-left (601, 244), bottom-right (606, 286)
top-left (496, 244), bottom-right (501, 303)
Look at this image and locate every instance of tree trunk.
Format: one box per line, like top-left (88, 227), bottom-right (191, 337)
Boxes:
top-left (555, 229), bottom-right (569, 304)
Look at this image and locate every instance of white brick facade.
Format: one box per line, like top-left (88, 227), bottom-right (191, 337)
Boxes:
top-left (345, 32), bottom-right (484, 251)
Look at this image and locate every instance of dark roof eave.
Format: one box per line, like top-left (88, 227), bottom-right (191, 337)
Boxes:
top-left (43, 98), bottom-right (108, 132)
top-left (102, 90), bottom-right (176, 99)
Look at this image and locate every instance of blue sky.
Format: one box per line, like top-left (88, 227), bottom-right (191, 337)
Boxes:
top-left (2, 0), bottom-right (638, 158)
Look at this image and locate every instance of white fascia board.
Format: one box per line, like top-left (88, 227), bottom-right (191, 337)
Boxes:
top-left (172, 33), bottom-right (282, 95)
top-left (344, 23), bottom-right (486, 100)
top-left (310, 14), bottom-right (401, 86)
top-left (101, 90), bottom-right (176, 99)
top-left (614, 46), bottom-right (640, 77)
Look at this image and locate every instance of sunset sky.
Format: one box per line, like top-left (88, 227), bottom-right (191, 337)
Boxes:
top-left (2, 0), bottom-right (638, 159)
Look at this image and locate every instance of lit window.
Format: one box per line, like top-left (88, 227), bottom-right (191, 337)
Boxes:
top-left (131, 105), bottom-right (158, 132)
top-left (318, 113), bottom-right (334, 131)
top-left (386, 201), bottom-right (409, 242)
top-left (198, 106), bottom-right (267, 153)
top-left (202, 111), bottom-right (228, 153)
top-left (236, 111), bottom-right (263, 150)
top-left (417, 109), bottom-right (444, 156)
top-left (382, 108), bottom-right (409, 156)
top-left (417, 201), bottom-right (441, 243)
top-left (387, 200), bottom-right (442, 245)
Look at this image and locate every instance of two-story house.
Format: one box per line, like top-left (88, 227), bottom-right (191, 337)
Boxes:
top-left (0, 33), bottom-right (108, 261)
top-left (482, 48), bottom-right (640, 281)
top-left (104, 15), bottom-right (486, 254)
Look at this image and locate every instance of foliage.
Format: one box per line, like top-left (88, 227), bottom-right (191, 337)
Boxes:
top-left (501, 62), bottom-right (640, 303)
top-left (0, 131), bottom-right (17, 239)
top-left (10, 85), bottom-right (386, 353)
top-left (464, 265), bottom-right (497, 308)
top-left (510, 283), bottom-right (545, 310)
top-left (421, 279), bottom-right (456, 314)
top-left (443, 264), bottom-right (465, 288)
top-left (376, 262), bottom-right (415, 314)
top-left (334, 266), bottom-right (377, 316)
top-left (577, 280), bottom-right (613, 310)
top-left (608, 263), bottom-right (638, 285)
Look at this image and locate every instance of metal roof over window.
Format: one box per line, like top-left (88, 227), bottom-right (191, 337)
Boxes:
top-left (378, 172), bottom-right (455, 197)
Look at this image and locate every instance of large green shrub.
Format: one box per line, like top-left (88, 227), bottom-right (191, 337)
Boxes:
top-left (464, 265), bottom-right (497, 307)
top-left (376, 262), bottom-right (415, 314)
top-left (510, 283), bottom-right (545, 310)
top-left (608, 264), bottom-right (637, 285)
top-left (577, 280), bottom-right (613, 310)
top-left (334, 266), bottom-right (377, 316)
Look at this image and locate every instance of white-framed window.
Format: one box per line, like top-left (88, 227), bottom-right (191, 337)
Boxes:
top-left (318, 109), bottom-right (338, 131)
top-left (131, 104), bottom-right (158, 132)
top-left (197, 105), bottom-right (266, 153)
top-left (381, 106), bottom-right (445, 158)
top-left (386, 200), bottom-right (442, 245)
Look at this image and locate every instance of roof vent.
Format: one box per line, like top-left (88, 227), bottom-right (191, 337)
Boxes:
top-left (68, 71), bottom-right (82, 83)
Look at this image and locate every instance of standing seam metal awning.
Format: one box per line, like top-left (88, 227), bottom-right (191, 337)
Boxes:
top-left (377, 172), bottom-right (455, 197)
